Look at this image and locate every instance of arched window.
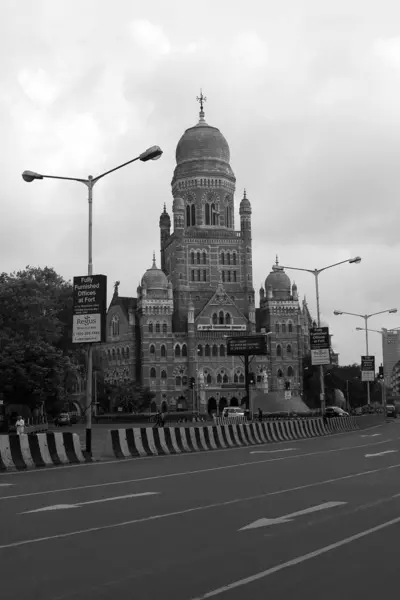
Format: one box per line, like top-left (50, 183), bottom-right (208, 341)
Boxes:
top-left (205, 344), bottom-right (211, 357)
top-left (107, 349), bottom-right (111, 359)
top-left (161, 370), bottom-right (167, 380)
top-left (206, 373), bottom-right (212, 385)
top-left (239, 373), bottom-right (245, 384)
top-left (212, 313), bottom-right (218, 325)
top-left (191, 252), bottom-right (195, 265)
top-left (161, 345), bottom-right (166, 358)
top-left (117, 348), bottom-right (121, 358)
top-left (150, 344), bottom-right (155, 356)
top-left (287, 366), bottom-right (294, 378)
top-left (277, 369), bottom-right (283, 378)
top-left (202, 252), bottom-right (207, 264)
top-left (197, 345), bottom-right (203, 356)
top-left (162, 323), bottom-right (167, 333)
top-left (197, 252), bottom-right (201, 264)
top-left (220, 345), bottom-right (225, 357)
top-left (217, 373), bottom-right (222, 384)
top-left (155, 322), bottom-right (160, 333)
top-left (232, 253), bottom-right (237, 265)
top-left (234, 373), bottom-right (239, 383)
top-left (148, 322), bottom-right (153, 333)
top-left (287, 344), bottom-right (292, 355)
top-left (121, 348), bottom-right (125, 358)
top-left (288, 322), bottom-right (293, 333)
top-left (186, 205), bottom-right (191, 227)
top-left (126, 347), bottom-right (130, 358)
top-left (191, 270), bottom-right (195, 281)
top-left (205, 203), bottom-right (210, 225)
top-left (150, 367), bottom-right (156, 378)
top-left (174, 345), bottom-right (181, 357)
top-left (233, 271), bottom-right (237, 282)
top-left (282, 323), bottom-right (287, 334)
top-left (111, 315), bottom-right (120, 336)
top-left (277, 345), bottom-right (282, 357)
top-left (275, 322), bottom-right (280, 333)
top-left (223, 374), bottom-right (229, 383)
top-left (203, 270), bottom-right (207, 281)
top-left (220, 252), bottom-right (225, 265)
top-left (226, 253), bottom-right (231, 265)
top-left (191, 204), bottom-right (196, 226)
top-left (175, 376), bottom-right (182, 387)
top-left (212, 344), bottom-right (218, 357)
top-left (219, 311), bottom-right (224, 324)
top-left (182, 344), bottom-right (188, 357)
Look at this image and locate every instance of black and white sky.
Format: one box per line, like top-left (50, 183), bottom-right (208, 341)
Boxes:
top-left (2, 0), bottom-right (400, 365)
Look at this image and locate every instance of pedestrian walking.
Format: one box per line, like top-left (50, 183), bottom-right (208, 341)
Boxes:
top-left (15, 415), bottom-right (25, 435)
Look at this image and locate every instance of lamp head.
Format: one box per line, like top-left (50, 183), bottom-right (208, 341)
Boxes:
top-left (22, 170), bottom-right (43, 182)
top-left (333, 310), bottom-right (342, 316)
top-left (355, 327), bottom-right (363, 331)
top-left (389, 308), bottom-right (398, 314)
top-left (349, 256), bottom-right (362, 264)
top-left (139, 146), bottom-right (163, 161)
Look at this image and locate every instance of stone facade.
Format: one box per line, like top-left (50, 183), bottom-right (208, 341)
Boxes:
top-left (99, 104), bottom-right (314, 413)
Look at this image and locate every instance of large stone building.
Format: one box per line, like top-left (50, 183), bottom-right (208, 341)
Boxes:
top-left (99, 100), bottom-right (314, 414)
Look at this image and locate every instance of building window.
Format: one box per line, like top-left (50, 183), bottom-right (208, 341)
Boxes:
top-left (191, 204), bottom-right (196, 226)
top-left (174, 345), bottom-right (181, 357)
top-left (205, 203), bottom-right (210, 225)
top-left (175, 376), bottom-right (182, 387)
top-left (197, 345), bottom-right (203, 356)
top-left (111, 315), bottom-right (120, 337)
top-left (161, 345), bottom-right (166, 358)
top-left (287, 366), bottom-right (294, 377)
top-left (233, 271), bottom-right (237, 282)
top-left (212, 344), bottom-right (218, 357)
top-left (287, 344), bottom-right (292, 355)
top-left (223, 374), bottom-right (229, 383)
top-left (282, 323), bottom-right (287, 334)
top-left (222, 271), bottom-right (225, 282)
top-left (121, 348), bottom-right (125, 358)
top-left (232, 253), bottom-right (237, 265)
top-left (148, 322), bottom-right (153, 333)
top-left (227, 253), bottom-right (231, 265)
top-left (219, 311), bottom-right (224, 324)
top-left (227, 271), bottom-right (231, 282)
top-left (155, 322), bottom-right (160, 333)
top-left (197, 251), bottom-right (201, 264)
top-left (202, 252), bottom-right (207, 264)
top-left (126, 347), bottom-right (129, 358)
top-left (150, 367), bottom-right (156, 378)
top-left (203, 270), bottom-right (207, 282)
top-left (277, 345), bottom-right (282, 357)
top-left (186, 205), bottom-right (191, 227)
top-left (239, 373), bottom-right (245, 384)
top-left (191, 252), bottom-right (195, 265)
top-left (182, 344), bottom-right (188, 357)
top-left (217, 373), bottom-right (222, 384)
top-left (288, 322), bottom-right (293, 333)
top-left (225, 313), bottom-right (231, 324)
top-left (150, 344), bottom-right (155, 356)
top-left (277, 369), bottom-right (283, 378)
top-left (220, 345), bottom-right (225, 356)
top-left (162, 323), bottom-right (167, 333)
top-left (191, 270), bottom-right (195, 281)
top-left (161, 370), bottom-right (167, 380)
top-left (205, 344), bottom-right (211, 357)
top-left (206, 373), bottom-right (212, 385)
top-left (182, 376), bottom-right (188, 386)
top-left (275, 323), bottom-right (280, 333)
top-left (220, 252), bottom-right (225, 265)
top-left (212, 313), bottom-right (218, 325)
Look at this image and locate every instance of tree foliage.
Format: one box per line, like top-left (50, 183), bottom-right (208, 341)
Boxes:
top-left (0, 266), bottom-right (79, 408)
top-left (102, 381), bottom-right (155, 413)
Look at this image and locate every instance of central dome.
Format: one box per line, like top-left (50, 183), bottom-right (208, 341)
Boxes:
top-left (141, 256), bottom-right (168, 290)
top-left (175, 117), bottom-right (230, 166)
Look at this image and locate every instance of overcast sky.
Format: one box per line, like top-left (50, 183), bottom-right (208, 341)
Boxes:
top-left (2, 0), bottom-right (400, 366)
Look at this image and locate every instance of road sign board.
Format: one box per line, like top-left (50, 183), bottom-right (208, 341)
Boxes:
top-left (361, 355), bottom-right (375, 382)
top-left (310, 327), bottom-right (331, 366)
top-left (226, 335), bottom-right (267, 356)
top-left (72, 275), bottom-right (107, 344)
top-left (285, 390), bottom-right (291, 400)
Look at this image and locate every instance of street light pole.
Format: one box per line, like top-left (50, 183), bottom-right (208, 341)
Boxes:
top-left (22, 145), bottom-right (163, 454)
top-left (280, 256), bottom-right (361, 416)
top-left (334, 308), bottom-right (397, 406)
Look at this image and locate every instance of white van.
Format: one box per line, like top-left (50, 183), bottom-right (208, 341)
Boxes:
top-left (221, 407), bottom-right (245, 419)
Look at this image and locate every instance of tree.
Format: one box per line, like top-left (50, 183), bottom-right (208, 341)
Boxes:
top-left (0, 266), bottom-right (79, 409)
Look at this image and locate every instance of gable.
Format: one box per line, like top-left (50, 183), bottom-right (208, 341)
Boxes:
top-left (195, 283), bottom-right (248, 332)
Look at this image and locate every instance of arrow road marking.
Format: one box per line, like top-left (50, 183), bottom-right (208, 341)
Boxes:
top-left (250, 448), bottom-right (298, 454)
top-left (365, 450), bottom-right (398, 458)
top-left (239, 501), bottom-right (347, 531)
top-left (20, 492), bottom-right (159, 514)
top-left (361, 434), bottom-right (381, 438)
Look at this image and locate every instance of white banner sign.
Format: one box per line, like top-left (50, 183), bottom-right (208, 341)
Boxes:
top-left (72, 314), bottom-right (102, 344)
top-left (311, 348), bottom-right (331, 366)
top-left (197, 324), bottom-right (246, 331)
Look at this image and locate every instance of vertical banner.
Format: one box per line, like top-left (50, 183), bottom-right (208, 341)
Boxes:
top-left (72, 275), bottom-right (107, 343)
top-left (310, 327), bottom-right (331, 366)
top-left (361, 356), bottom-right (375, 382)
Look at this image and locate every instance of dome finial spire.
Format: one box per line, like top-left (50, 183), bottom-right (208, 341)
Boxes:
top-left (163, 202), bottom-right (167, 213)
top-left (196, 88), bottom-right (207, 122)
top-left (275, 254), bottom-right (279, 266)
top-left (152, 251), bottom-right (156, 267)
top-left (243, 188), bottom-right (247, 199)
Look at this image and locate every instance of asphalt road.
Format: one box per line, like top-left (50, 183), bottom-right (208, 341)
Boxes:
top-left (1, 420), bottom-right (399, 599)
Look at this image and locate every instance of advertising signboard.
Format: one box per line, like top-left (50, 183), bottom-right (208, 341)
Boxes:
top-left (310, 327), bottom-right (331, 366)
top-left (227, 335), bottom-right (267, 356)
top-left (361, 355), bottom-right (375, 382)
top-left (72, 275), bottom-right (107, 344)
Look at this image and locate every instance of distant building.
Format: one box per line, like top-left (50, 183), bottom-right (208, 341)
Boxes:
top-left (98, 99), bottom-right (315, 414)
top-left (382, 329), bottom-right (400, 392)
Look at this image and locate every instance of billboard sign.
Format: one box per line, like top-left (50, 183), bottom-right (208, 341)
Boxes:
top-left (310, 327), bottom-right (331, 366)
top-left (361, 355), bottom-right (375, 382)
top-left (72, 275), bottom-right (107, 344)
top-left (227, 335), bottom-right (267, 356)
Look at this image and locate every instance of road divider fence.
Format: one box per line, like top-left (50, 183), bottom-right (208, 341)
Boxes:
top-left (0, 431), bottom-right (91, 471)
top-left (104, 416), bottom-right (360, 459)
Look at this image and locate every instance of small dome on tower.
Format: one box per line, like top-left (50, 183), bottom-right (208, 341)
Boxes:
top-left (159, 203), bottom-right (170, 225)
top-left (240, 189), bottom-right (251, 213)
top-left (265, 256), bottom-right (291, 299)
top-left (141, 253), bottom-right (168, 290)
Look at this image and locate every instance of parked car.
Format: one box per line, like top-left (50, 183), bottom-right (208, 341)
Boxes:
top-left (54, 412), bottom-right (71, 427)
top-left (386, 404), bottom-right (397, 418)
top-left (325, 406), bottom-right (349, 418)
top-left (221, 407), bottom-right (246, 419)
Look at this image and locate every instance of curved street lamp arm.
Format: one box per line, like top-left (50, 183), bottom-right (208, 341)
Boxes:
top-left (91, 155), bottom-right (141, 184)
top-left (367, 309), bottom-right (395, 319)
top-left (317, 259), bottom-right (356, 274)
top-left (335, 311), bottom-right (364, 319)
top-left (278, 265), bottom-right (315, 274)
top-left (40, 174), bottom-right (89, 184)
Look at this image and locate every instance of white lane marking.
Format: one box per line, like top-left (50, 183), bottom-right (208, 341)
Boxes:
top-left (0, 423), bottom-right (386, 477)
top-left (365, 450), bottom-right (398, 458)
top-left (239, 501), bottom-right (346, 530)
top-left (190, 516), bottom-right (400, 599)
top-left (0, 465), bottom-right (398, 550)
top-left (0, 439), bottom-right (393, 503)
top-left (0, 483), bottom-right (12, 487)
top-left (20, 492), bottom-right (159, 514)
top-left (250, 448), bottom-right (298, 454)
top-left (361, 434), bottom-right (381, 438)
